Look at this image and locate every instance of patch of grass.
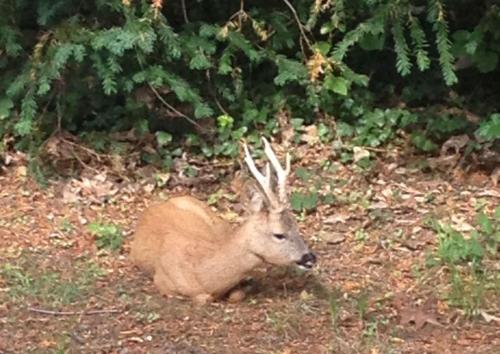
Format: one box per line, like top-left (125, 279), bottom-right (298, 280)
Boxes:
top-left (328, 294), bottom-right (342, 330)
top-left (355, 291), bottom-right (370, 320)
top-left (88, 221), bottom-right (123, 251)
top-left (265, 309), bottom-right (301, 338)
top-left (428, 208), bottom-right (500, 316)
top-left (1, 255), bottom-right (105, 307)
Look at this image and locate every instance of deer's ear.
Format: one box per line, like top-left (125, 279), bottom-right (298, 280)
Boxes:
top-left (247, 188), bottom-right (266, 213)
top-left (240, 182), bottom-right (267, 213)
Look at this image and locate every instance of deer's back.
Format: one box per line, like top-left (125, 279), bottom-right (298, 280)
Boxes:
top-left (130, 196), bottom-right (232, 274)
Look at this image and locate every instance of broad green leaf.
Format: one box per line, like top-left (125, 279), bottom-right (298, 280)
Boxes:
top-left (324, 75), bottom-right (349, 96)
top-left (303, 192), bottom-right (318, 210)
top-left (295, 167), bottom-right (311, 182)
top-left (155, 131), bottom-right (172, 147)
top-left (411, 133), bottom-right (437, 152)
top-left (314, 41), bottom-right (331, 55)
top-left (217, 115), bottom-right (234, 129)
top-left (336, 122), bottom-right (354, 137)
top-left (290, 192), bottom-right (303, 212)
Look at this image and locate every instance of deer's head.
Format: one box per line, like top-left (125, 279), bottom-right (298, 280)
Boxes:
top-left (243, 138), bottom-right (317, 270)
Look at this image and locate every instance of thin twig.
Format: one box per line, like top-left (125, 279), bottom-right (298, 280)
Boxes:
top-left (282, 0), bottom-right (313, 51)
top-left (147, 83), bottom-right (205, 131)
top-left (205, 70), bottom-right (229, 116)
top-left (28, 307), bottom-right (121, 316)
top-left (181, 0), bottom-right (189, 23)
top-left (59, 136), bottom-right (107, 160)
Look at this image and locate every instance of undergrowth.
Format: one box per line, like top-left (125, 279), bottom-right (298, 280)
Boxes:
top-left (427, 207), bottom-right (500, 316)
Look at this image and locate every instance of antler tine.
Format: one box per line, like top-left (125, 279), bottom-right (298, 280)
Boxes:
top-left (262, 137), bottom-right (290, 203)
top-left (243, 143), bottom-right (279, 207)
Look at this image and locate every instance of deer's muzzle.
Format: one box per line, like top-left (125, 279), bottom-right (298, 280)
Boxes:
top-left (296, 252), bottom-right (317, 269)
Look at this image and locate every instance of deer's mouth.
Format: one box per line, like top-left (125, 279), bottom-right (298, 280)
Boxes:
top-left (296, 252), bottom-right (317, 269)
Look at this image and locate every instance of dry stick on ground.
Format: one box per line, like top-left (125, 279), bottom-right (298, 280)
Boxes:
top-left (28, 307), bottom-right (121, 316)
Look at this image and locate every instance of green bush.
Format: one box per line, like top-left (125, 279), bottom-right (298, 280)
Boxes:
top-left (0, 0), bottom-right (498, 161)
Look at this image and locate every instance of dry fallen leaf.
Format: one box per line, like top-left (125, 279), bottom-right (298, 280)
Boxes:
top-left (353, 146), bottom-right (370, 163)
top-left (399, 308), bottom-right (443, 330)
top-left (319, 231), bottom-right (346, 244)
top-left (451, 214), bottom-right (474, 232)
top-left (62, 183), bottom-right (80, 204)
top-left (480, 310), bottom-right (500, 324)
top-left (15, 165), bottom-right (27, 177)
top-left (324, 214), bottom-right (351, 224)
top-left (300, 125), bottom-right (319, 145)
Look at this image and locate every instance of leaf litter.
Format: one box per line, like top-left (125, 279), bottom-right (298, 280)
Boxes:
top-left (0, 142), bottom-right (499, 353)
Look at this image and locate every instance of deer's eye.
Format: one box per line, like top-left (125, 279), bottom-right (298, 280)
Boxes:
top-left (273, 233), bottom-right (286, 240)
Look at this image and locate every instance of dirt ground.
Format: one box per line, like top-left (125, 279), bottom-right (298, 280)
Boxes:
top-left (0, 147), bottom-right (499, 354)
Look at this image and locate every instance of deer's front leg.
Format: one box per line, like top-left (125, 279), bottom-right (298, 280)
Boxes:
top-left (193, 293), bottom-right (215, 306)
top-left (227, 289), bottom-right (246, 303)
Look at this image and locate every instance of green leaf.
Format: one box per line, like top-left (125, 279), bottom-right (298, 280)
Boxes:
top-left (336, 122), bottom-right (354, 137)
top-left (194, 103), bottom-right (213, 119)
top-left (295, 167), bottom-right (311, 182)
top-left (155, 131), bottom-right (172, 147)
top-left (320, 22), bottom-right (334, 35)
top-left (476, 113), bottom-right (500, 141)
top-left (274, 57), bottom-right (308, 86)
top-left (475, 51), bottom-right (498, 73)
top-left (189, 51), bottom-right (212, 70)
top-left (226, 31), bottom-right (261, 62)
top-left (314, 41), bottom-right (331, 55)
top-left (411, 133), bottom-right (437, 152)
top-left (303, 192), bottom-right (319, 210)
top-left (359, 33), bottom-right (385, 51)
top-left (290, 192), bottom-right (303, 212)
top-left (495, 206), bottom-right (500, 220)
top-left (409, 17), bottom-right (430, 71)
top-left (324, 75), bottom-right (349, 95)
top-left (392, 19), bottom-right (412, 76)
top-left (476, 212), bottom-right (493, 234)
top-left (434, 18), bottom-right (458, 85)
top-left (0, 98), bottom-right (14, 120)
top-left (217, 115), bottom-right (234, 129)
top-left (15, 93), bottom-right (37, 136)
top-left (88, 222), bottom-right (123, 251)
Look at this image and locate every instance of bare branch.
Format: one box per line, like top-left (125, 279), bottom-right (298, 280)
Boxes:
top-left (28, 307), bottom-right (121, 316)
top-left (147, 83), bottom-right (205, 132)
top-left (282, 0), bottom-right (313, 51)
top-left (181, 0), bottom-right (189, 23)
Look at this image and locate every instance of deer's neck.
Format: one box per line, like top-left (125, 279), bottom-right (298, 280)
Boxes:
top-left (197, 217), bottom-right (263, 296)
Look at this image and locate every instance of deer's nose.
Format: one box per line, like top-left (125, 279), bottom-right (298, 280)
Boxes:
top-left (296, 252), bottom-right (317, 269)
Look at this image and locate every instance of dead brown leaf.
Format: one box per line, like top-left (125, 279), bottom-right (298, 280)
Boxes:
top-left (399, 308), bottom-right (443, 330)
top-left (300, 125), bottom-right (319, 145)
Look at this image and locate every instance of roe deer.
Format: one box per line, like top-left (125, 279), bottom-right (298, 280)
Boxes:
top-left (130, 138), bottom-right (316, 304)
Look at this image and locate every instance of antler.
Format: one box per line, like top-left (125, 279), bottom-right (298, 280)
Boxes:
top-left (243, 138), bottom-right (291, 209)
top-left (262, 137), bottom-right (290, 203)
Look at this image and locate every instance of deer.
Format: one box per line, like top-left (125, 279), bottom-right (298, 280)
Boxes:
top-left (130, 138), bottom-right (317, 304)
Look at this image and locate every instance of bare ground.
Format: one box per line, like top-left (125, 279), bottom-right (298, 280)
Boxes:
top-left (0, 148), bottom-right (499, 354)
